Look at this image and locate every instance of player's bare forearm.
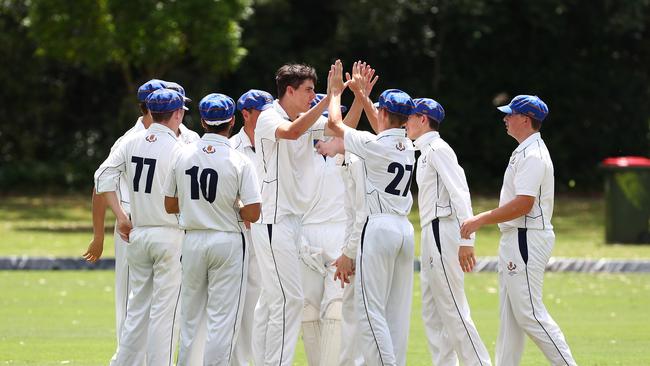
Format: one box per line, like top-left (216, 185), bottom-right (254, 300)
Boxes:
top-left (460, 195), bottom-right (535, 238)
top-left (84, 187), bottom-right (107, 262)
top-left (342, 95), bottom-right (363, 129)
top-left (91, 187), bottom-right (107, 239)
top-left (164, 196), bottom-right (179, 214)
top-left (361, 93), bottom-right (379, 133)
top-left (275, 96), bottom-right (330, 140)
top-left (101, 190), bottom-right (132, 242)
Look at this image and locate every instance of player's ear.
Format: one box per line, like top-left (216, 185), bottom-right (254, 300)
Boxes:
top-left (242, 109), bottom-right (250, 120)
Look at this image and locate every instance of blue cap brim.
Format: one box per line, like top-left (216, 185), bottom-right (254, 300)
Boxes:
top-left (182, 105), bottom-right (189, 111)
top-left (497, 105), bottom-right (512, 114)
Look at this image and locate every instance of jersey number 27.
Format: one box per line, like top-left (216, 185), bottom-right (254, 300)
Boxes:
top-left (385, 162), bottom-right (413, 197)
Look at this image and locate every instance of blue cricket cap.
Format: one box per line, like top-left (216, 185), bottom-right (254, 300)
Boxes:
top-left (497, 95), bottom-right (548, 121)
top-left (310, 93), bottom-right (347, 116)
top-left (145, 89), bottom-right (188, 113)
top-left (137, 79), bottom-right (167, 102)
top-left (199, 93), bottom-right (236, 125)
top-left (377, 89), bottom-right (415, 116)
top-left (164, 81), bottom-right (192, 103)
top-left (413, 98), bottom-right (445, 123)
top-left (237, 89), bottom-right (273, 111)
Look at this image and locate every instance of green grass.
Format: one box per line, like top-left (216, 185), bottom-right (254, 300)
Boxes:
top-left (1, 194), bottom-right (650, 258)
top-left (1, 271), bottom-right (649, 365)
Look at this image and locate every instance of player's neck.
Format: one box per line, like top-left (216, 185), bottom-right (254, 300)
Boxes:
top-left (243, 124), bottom-right (255, 146)
top-left (513, 129), bottom-right (537, 144)
top-left (142, 114), bottom-right (153, 128)
top-left (278, 98), bottom-right (300, 121)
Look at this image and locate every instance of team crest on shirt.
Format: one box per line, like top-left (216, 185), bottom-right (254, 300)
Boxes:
top-left (145, 134), bottom-right (157, 143)
top-left (203, 145), bottom-right (215, 154)
top-left (507, 261), bottom-right (517, 275)
top-left (395, 141), bottom-right (406, 151)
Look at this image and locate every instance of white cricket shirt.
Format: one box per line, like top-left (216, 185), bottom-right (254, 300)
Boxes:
top-left (341, 152), bottom-right (368, 259)
top-left (302, 149), bottom-right (346, 225)
top-left (163, 133), bottom-right (261, 232)
top-left (95, 123), bottom-right (183, 228)
top-left (414, 131), bottom-right (475, 246)
top-left (498, 132), bottom-right (554, 231)
top-left (343, 127), bottom-right (415, 217)
top-left (230, 127), bottom-right (264, 185)
top-left (106, 118), bottom-right (200, 214)
top-left (254, 100), bottom-right (326, 224)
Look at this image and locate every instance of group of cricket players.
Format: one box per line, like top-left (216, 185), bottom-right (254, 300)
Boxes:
top-left (85, 59), bottom-right (578, 365)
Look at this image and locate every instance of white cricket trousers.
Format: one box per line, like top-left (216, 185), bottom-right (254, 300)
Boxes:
top-left (177, 230), bottom-right (246, 366)
top-left (115, 226), bottom-right (183, 366)
top-left (496, 228), bottom-right (577, 366)
top-left (340, 276), bottom-right (364, 366)
top-left (109, 222), bottom-right (130, 366)
top-left (251, 216), bottom-right (303, 366)
top-left (420, 218), bottom-right (491, 366)
top-left (232, 229), bottom-right (260, 366)
top-left (355, 214), bottom-right (414, 366)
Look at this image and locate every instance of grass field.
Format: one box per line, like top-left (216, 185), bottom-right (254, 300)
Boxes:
top-left (1, 271), bottom-right (649, 365)
top-left (2, 195), bottom-right (650, 259)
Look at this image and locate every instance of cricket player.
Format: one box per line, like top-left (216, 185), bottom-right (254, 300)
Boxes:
top-left (164, 93), bottom-right (262, 366)
top-left (327, 60), bottom-right (416, 366)
top-left (230, 89), bottom-right (273, 366)
top-left (251, 60), bottom-right (357, 366)
top-left (317, 136), bottom-right (366, 366)
top-left (461, 95), bottom-right (577, 366)
top-left (95, 88), bottom-right (188, 365)
top-left (405, 98), bottom-right (491, 366)
top-left (84, 79), bottom-right (198, 365)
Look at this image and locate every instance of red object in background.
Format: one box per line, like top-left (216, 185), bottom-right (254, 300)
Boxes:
top-left (601, 156), bottom-right (650, 168)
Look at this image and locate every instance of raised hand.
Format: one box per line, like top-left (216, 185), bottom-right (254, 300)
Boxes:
top-left (328, 59), bottom-right (348, 96)
top-left (363, 65), bottom-right (379, 95)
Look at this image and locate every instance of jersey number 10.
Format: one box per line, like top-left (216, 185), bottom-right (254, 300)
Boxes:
top-left (185, 166), bottom-right (219, 203)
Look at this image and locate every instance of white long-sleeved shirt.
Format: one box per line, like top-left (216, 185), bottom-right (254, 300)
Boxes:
top-left (414, 131), bottom-right (475, 246)
top-left (341, 152), bottom-right (368, 259)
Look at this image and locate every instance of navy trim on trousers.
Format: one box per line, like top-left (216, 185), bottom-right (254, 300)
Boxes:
top-left (169, 282), bottom-right (182, 366)
top-left (227, 232), bottom-right (247, 365)
top-left (359, 218), bottom-right (384, 365)
top-left (517, 228), bottom-right (570, 365)
top-left (432, 219), bottom-right (484, 365)
top-left (267, 224), bottom-right (286, 365)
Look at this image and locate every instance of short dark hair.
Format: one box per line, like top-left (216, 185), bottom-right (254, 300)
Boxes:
top-left (151, 111), bottom-right (174, 123)
top-left (531, 117), bottom-right (542, 131)
top-left (275, 64), bottom-right (317, 99)
top-left (139, 102), bottom-right (148, 115)
top-left (426, 116), bottom-right (440, 131)
top-left (385, 109), bottom-right (409, 127)
top-left (201, 119), bottom-right (232, 134)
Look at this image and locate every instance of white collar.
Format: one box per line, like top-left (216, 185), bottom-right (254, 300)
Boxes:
top-left (235, 127), bottom-right (253, 148)
top-left (413, 131), bottom-right (440, 150)
top-left (377, 128), bottom-right (406, 139)
top-left (202, 133), bottom-right (230, 144)
top-left (148, 123), bottom-right (178, 138)
top-left (272, 99), bottom-right (291, 121)
top-left (515, 132), bottom-right (542, 153)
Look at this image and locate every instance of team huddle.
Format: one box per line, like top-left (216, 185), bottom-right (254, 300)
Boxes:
top-left (85, 60), bottom-right (577, 366)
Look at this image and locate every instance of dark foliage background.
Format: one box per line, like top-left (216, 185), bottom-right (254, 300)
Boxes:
top-left (1, 0), bottom-right (648, 193)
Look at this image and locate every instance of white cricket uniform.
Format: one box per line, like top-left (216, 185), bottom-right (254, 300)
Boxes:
top-left (495, 132), bottom-right (576, 366)
top-left (414, 131), bottom-right (491, 366)
top-left (250, 100), bottom-right (325, 366)
top-left (300, 149), bottom-right (347, 366)
top-left (339, 152), bottom-right (367, 366)
top-left (343, 127), bottom-right (415, 366)
top-left (102, 117), bottom-right (199, 365)
top-left (95, 123), bottom-right (186, 366)
top-left (230, 127), bottom-right (264, 366)
top-left (164, 133), bottom-right (261, 366)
